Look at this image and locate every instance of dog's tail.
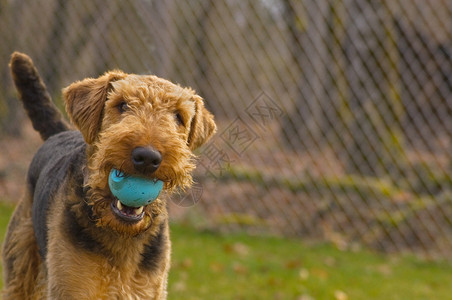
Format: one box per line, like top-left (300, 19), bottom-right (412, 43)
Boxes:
top-left (9, 52), bottom-right (69, 141)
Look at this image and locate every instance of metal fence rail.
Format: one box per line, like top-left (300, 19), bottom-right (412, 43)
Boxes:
top-left (1, 0), bottom-right (452, 259)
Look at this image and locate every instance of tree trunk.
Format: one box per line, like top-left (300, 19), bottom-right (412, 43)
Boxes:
top-left (280, 0), bottom-right (337, 150)
top-left (0, 0), bottom-right (24, 136)
top-left (340, 0), bottom-right (406, 176)
top-left (193, 0), bottom-right (214, 108)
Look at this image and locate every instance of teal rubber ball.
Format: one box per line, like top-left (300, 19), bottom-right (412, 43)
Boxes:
top-left (108, 168), bottom-right (163, 207)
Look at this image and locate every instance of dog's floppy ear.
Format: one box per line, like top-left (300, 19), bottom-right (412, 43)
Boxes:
top-left (63, 71), bottom-right (126, 144)
top-left (187, 95), bottom-right (217, 150)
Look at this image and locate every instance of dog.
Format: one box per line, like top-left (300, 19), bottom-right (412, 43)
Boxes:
top-left (2, 52), bottom-right (216, 299)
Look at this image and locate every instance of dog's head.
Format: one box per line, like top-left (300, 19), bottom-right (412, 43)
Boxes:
top-left (63, 71), bottom-right (216, 234)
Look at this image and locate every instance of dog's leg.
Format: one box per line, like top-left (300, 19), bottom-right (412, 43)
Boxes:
top-left (2, 191), bottom-right (43, 299)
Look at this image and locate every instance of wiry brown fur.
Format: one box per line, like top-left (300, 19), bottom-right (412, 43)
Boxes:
top-left (2, 52), bottom-right (216, 299)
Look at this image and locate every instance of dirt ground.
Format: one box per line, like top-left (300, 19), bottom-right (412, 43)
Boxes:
top-left (0, 122), bottom-right (42, 203)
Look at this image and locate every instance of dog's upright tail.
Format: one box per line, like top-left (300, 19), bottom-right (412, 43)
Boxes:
top-left (9, 52), bottom-right (69, 141)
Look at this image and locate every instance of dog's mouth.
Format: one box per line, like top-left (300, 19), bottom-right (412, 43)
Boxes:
top-left (107, 167), bottom-right (164, 223)
top-left (111, 198), bottom-right (146, 223)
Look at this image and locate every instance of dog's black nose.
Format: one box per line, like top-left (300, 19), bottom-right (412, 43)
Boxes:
top-left (131, 147), bottom-right (162, 174)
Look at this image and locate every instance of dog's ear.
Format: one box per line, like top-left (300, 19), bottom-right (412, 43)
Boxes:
top-left (63, 71), bottom-right (126, 144)
top-left (187, 95), bottom-right (217, 150)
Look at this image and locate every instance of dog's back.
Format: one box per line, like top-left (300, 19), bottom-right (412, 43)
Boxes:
top-left (28, 131), bottom-right (86, 259)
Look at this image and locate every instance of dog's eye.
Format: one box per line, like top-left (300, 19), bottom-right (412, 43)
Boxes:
top-left (117, 101), bottom-right (128, 114)
top-left (175, 112), bottom-right (184, 126)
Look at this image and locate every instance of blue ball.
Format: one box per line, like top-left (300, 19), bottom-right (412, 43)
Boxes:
top-left (108, 168), bottom-right (163, 207)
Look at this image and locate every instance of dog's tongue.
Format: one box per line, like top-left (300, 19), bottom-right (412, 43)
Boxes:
top-left (108, 168), bottom-right (163, 207)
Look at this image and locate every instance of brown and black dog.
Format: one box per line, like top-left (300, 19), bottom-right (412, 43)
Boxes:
top-left (2, 52), bottom-right (216, 299)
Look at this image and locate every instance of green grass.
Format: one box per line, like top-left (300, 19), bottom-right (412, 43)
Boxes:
top-left (169, 224), bottom-right (452, 299)
top-left (0, 202), bottom-right (450, 299)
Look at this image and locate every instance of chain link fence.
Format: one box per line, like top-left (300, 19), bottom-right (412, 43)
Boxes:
top-left (2, 0), bottom-right (452, 259)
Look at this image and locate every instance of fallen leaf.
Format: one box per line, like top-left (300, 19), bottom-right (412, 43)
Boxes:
top-left (285, 259), bottom-right (302, 269)
top-left (299, 268), bottom-right (309, 280)
top-left (334, 290), bottom-right (348, 300)
top-left (324, 256), bottom-right (337, 267)
top-left (297, 294), bottom-right (315, 300)
top-left (224, 242), bottom-right (250, 256)
top-left (209, 262), bottom-right (225, 273)
top-left (233, 262), bottom-right (248, 274)
top-left (180, 258), bottom-right (193, 269)
top-left (173, 281), bottom-right (186, 292)
top-left (311, 268), bottom-right (329, 280)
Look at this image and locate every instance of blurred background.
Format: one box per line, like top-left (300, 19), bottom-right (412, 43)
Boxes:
top-left (1, 0), bottom-right (452, 262)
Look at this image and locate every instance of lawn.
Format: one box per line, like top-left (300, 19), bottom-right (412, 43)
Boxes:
top-left (0, 202), bottom-right (450, 299)
top-left (169, 224), bottom-right (452, 299)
